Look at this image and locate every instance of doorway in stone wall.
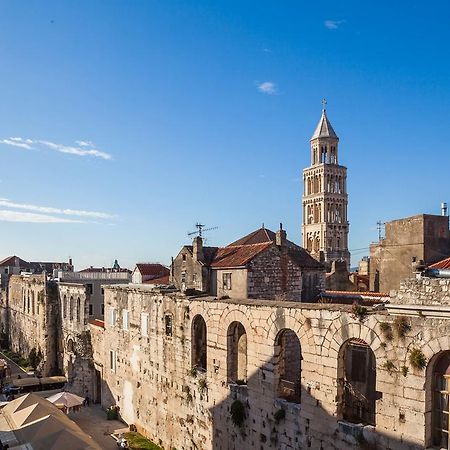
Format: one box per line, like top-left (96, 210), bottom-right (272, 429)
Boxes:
top-left (94, 369), bottom-right (102, 404)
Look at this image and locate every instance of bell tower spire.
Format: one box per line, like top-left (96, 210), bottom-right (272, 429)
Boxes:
top-left (302, 102), bottom-right (350, 269)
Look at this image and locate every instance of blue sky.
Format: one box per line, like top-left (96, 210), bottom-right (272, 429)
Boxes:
top-left (0, 1), bottom-right (449, 269)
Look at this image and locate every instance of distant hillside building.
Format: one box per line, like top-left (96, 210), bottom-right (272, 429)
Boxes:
top-left (370, 213), bottom-right (450, 292)
top-left (302, 106), bottom-right (350, 270)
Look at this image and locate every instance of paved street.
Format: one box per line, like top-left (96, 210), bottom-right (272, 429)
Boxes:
top-left (70, 404), bottom-right (126, 450)
top-left (0, 351), bottom-right (29, 379)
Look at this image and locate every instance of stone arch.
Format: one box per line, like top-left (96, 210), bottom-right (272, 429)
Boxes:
top-left (425, 349), bottom-right (450, 448)
top-left (216, 308), bottom-right (254, 350)
top-left (265, 314), bottom-right (317, 359)
top-left (67, 338), bottom-right (75, 354)
top-left (191, 314), bottom-right (207, 373)
top-left (337, 338), bottom-right (376, 426)
top-left (227, 321), bottom-right (247, 384)
top-left (274, 328), bottom-right (302, 403)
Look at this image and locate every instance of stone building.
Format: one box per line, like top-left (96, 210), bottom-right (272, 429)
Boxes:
top-left (370, 213), bottom-right (450, 292)
top-left (8, 274), bottom-right (61, 375)
top-left (132, 263), bottom-right (170, 284)
top-left (302, 107), bottom-right (350, 269)
top-left (172, 226), bottom-right (324, 302)
top-left (57, 265), bottom-right (131, 319)
top-left (58, 282), bottom-right (96, 398)
top-left (92, 272), bottom-right (450, 450)
top-left (171, 237), bottom-right (218, 292)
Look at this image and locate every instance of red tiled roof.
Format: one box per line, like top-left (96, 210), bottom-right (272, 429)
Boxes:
top-left (229, 228), bottom-right (276, 246)
top-left (211, 242), bottom-right (272, 268)
top-left (89, 319), bottom-right (105, 328)
top-left (143, 274), bottom-right (170, 285)
top-left (429, 257), bottom-right (450, 270)
top-left (136, 263), bottom-right (169, 277)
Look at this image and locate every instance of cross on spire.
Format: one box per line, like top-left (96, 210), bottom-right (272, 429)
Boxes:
top-left (322, 98), bottom-right (327, 111)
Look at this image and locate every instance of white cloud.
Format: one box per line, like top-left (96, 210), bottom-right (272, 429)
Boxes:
top-left (257, 81), bottom-right (277, 95)
top-left (76, 140), bottom-right (94, 147)
top-left (0, 210), bottom-right (83, 223)
top-left (0, 139), bottom-right (33, 150)
top-left (0, 137), bottom-right (112, 160)
top-left (324, 20), bottom-right (345, 30)
top-left (0, 198), bottom-right (115, 219)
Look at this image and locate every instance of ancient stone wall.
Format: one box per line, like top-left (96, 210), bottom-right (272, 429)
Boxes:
top-left (94, 283), bottom-right (450, 450)
top-left (58, 282), bottom-right (95, 398)
top-left (8, 274), bottom-right (60, 375)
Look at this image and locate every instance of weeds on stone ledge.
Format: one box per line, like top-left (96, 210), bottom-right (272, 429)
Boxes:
top-left (230, 399), bottom-right (246, 427)
top-left (351, 303), bottom-right (368, 322)
top-left (379, 322), bottom-right (393, 341)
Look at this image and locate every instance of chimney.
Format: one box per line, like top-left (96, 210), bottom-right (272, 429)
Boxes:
top-left (276, 223), bottom-right (287, 247)
top-left (442, 202), bottom-right (448, 217)
top-left (69, 258), bottom-right (73, 266)
top-left (193, 236), bottom-right (204, 262)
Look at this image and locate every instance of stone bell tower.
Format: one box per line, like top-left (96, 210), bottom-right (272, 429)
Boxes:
top-left (302, 102), bottom-right (350, 269)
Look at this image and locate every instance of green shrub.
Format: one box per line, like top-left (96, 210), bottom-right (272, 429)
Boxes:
top-left (394, 317), bottom-right (411, 338)
top-left (274, 409), bottom-right (286, 423)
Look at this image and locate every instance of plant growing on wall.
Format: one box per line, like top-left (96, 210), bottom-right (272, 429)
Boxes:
top-left (379, 322), bottom-right (393, 341)
top-left (273, 409), bottom-right (286, 423)
top-left (382, 360), bottom-right (396, 375)
top-left (401, 365), bottom-right (409, 377)
top-left (28, 347), bottom-right (42, 370)
top-left (230, 400), bottom-right (246, 427)
top-left (198, 377), bottom-right (207, 394)
top-left (394, 316), bottom-right (411, 338)
top-left (409, 348), bottom-right (427, 370)
top-left (351, 303), bottom-right (368, 322)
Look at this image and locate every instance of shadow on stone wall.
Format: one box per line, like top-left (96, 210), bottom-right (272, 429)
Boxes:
top-left (209, 359), bottom-right (423, 450)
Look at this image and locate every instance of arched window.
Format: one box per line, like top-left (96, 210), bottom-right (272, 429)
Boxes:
top-left (337, 339), bottom-right (376, 426)
top-left (69, 296), bottom-right (74, 321)
top-left (67, 339), bottom-right (75, 353)
top-left (63, 295), bottom-right (67, 319)
top-left (430, 351), bottom-right (450, 448)
top-left (165, 314), bottom-right (173, 336)
top-left (191, 315), bottom-right (207, 373)
top-left (227, 322), bottom-right (247, 384)
top-left (275, 329), bottom-right (302, 403)
top-left (76, 297), bottom-right (81, 322)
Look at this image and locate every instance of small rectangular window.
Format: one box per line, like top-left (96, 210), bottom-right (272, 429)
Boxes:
top-left (109, 307), bottom-right (117, 326)
top-left (165, 315), bottom-right (173, 336)
top-left (101, 304), bottom-right (105, 316)
top-left (89, 304), bottom-right (93, 316)
top-left (101, 287), bottom-right (104, 295)
top-left (122, 310), bottom-right (129, 331)
top-left (86, 284), bottom-right (93, 295)
top-left (141, 313), bottom-right (149, 337)
top-left (109, 350), bottom-right (116, 372)
top-left (223, 273), bottom-right (232, 290)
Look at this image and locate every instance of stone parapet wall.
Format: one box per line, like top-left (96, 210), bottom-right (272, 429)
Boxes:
top-left (393, 276), bottom-right (450, 306)
top-left (94, 284), bottom-right (450, 450)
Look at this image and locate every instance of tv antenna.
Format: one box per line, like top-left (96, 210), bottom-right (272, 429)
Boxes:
top-left (188, 223), bottom-right (218, 238)
top-left (376, 221), bottom-right (385, 241)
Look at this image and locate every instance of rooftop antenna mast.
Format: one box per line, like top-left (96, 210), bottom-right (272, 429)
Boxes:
top-left (377, 221), bottom-right (385, 241)
top-left (188, 222), bottom-right (218, 238)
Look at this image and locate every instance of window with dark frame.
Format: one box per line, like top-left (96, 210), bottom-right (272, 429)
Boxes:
top-left (165, 314), bottom-right (173, 336)
top-left (223, 273), bottom-right (232, 290)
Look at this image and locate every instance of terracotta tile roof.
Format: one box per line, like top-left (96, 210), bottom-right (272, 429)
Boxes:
top-left (429, 256), bottom-right (450, 270)
top-left (229, 228), bottom-right (276, 246)
top-left (136, 263), bottom-right (169, 277)
top-left (319, 290), bottom-right (389, 306)
top-left (89, 319), bottom-right (105, 328)
top-left (324, 290), bottom-right (389, 298)
top-left (143, 274), bottom-right (170, 285)
top-left (211, 242), bottom-right (272, 268)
